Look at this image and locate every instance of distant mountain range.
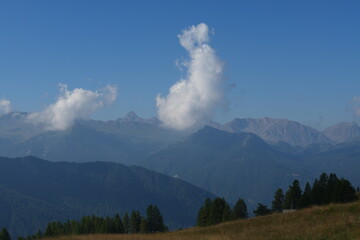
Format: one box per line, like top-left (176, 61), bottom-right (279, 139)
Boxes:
top-left (1, 111), bottom-right (360, 228)
top-left (0, 156), bottom-right (214, 238)
top-left (0, 111), bottom-right (185, 164)
top-left (1, 112), bottom-right (360, 163)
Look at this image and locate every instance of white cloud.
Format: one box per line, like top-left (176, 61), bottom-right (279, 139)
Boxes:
top-left (27, 84), bottom-right (117, 131)
top-left (0, 99), bottom-right (12, 114)
top-left (156, 23), bottom-right (227, 131)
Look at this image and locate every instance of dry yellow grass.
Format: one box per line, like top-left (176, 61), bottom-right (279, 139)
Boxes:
top-left (45, 200), bottom-right (360, 240)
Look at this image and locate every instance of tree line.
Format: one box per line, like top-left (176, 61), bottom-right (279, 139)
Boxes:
top-left (255, 172), bottom-right (358, 216)
top-left (197, 172), bottom-right (358, 226)
top-left (17, 204), bottom-right (166, 240)
top-left (197, 197), bottom-right (248, 227)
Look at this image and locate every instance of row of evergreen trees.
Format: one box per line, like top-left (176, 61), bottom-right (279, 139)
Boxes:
top-left (19, 204), bottom-right (167, 240)
top-left (254, 172), bottom-right (358, 216)
top-left (197, 197), bottom-right (248, 227)
top-left (197, 172), bottom-right (358, 226)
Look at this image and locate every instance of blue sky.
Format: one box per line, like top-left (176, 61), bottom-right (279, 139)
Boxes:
top-left (0, 0), bottom-right (359, 129)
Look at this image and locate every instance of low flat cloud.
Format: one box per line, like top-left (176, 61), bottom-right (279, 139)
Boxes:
top-left (27, 84), bottom-right (117, 131)
top-left (0, 99), bottom-right (12, 114)
top-left (156, 23), bottom-right (227, 131)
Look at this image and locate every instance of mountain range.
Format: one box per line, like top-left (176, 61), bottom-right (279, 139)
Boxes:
top-left (0, 156), bottom-right (214, 238)
top-left (2, 112), bottom-right (359, 159)
top-left (1, 111), bottom-right (360, 237)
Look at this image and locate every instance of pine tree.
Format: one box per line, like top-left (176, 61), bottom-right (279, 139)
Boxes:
top-left (114, 214), bottom-right (124, 233)
top-left (333, 178), bottom-right (357, 203)
top-left (233, 198), bottom-right (248, 219)
top-left (221, 203), bottom-right (233, 222)
top-left (197, 198), bottom-right (212, 226)
top-left (140, 217), bottom-right (148, 233)
top-left (123, 212), bottom-right (130, 234)
top-left (0, 227), bottom-right (11, 240)
top-left (253, 203), bottom-right (271, 217)
top-left (208, 198), bottom-right (227, 225)
top-left (284, 180), bottom-right (302, 209)
top-left (271, 188), bottom-right (285, 213)
top-left (130, 210), bottom-right (141, 233)
top-left (145, 205), bottom-right (165, 233)
top-left (300, 182), bottom-right (312, 208)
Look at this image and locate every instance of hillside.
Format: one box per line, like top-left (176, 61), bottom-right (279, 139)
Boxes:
top-left (0, 156), bottom-right (215, 238)
top-left (143, 126), bottom-right (312, 207)
top-left (43, 199), bottom-right (360, 240)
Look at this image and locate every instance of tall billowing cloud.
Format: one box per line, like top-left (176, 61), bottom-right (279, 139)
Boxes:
top-left (27, 84), bottom-right (117, 131)
top-left (0, 99), bottom-right (12, 114)
top-left (156, 23), bottom-right (226, 131)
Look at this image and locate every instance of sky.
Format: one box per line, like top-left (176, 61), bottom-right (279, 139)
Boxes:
top-left (0, 0), bottom-right (359, 130)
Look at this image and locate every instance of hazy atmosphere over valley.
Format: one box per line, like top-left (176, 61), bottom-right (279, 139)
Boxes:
top-left (0, 1), bottom-right (360, 239)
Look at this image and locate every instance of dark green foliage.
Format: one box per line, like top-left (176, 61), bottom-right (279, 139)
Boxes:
top-left (130, 211), bottom-right (141, 233)
top-left (221, 204), bottom-right (233, 222)
top-left (122, 213), bottom-right (130, 234)
top-left (253, 203), bottom-right (271, 217)
top-left (208, 198), bottom-right (228, 225)
top-left (114, 214), bottom-right (124, 233)
top-left (197, 198), bottom-right (233, 227)
top-left (197, 198), bottom-right (212, 227)
top-left (300, 182), bottom-right (312, 208)
top-left (22, 204), bottom-right (166, 238)
top-left (271, 188), bottom-right (285, 213)
top-left (310, 173), bottom-right (357, 205)
top-left (144, 205), bottom-right (166, 233)
top-left (332, 178), bottom-right (357, 203)
top-left (233, 198), bottom-right (248, 219)
top-left (281, 173), bottom-right (357, 211)
top-left (0, 228), bottom-right (11, 240)
top-left (283, 180), bottom-right (302, 210)
top-left (140, 218), bottom-right (148, 233)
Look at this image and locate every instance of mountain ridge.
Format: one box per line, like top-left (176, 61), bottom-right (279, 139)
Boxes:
top-left (0, 156), bottom-right (215, 238)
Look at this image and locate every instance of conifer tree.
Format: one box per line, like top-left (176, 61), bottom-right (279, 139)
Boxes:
top-left (284, 180), bottom-right (302, 209)
top-left (272, 188), bottom-right (285, 213)
top-left (253, 203), bottom-right (271, 217)
top-left (300, 182), bottom-right (312, 208)
top-left (145, 205), bottom-right (165, 233)
top-left (208, 198), bottom-right (228, 225)
top-left (123, 212), bottom-right (130, 234)
top-left (197, 198), bottom-right (212, 226)
top-left (233, 198), bottom-right (248, 219)
top-left (130, 210), bottom-right (141, 233)
top-left (114, 214), bottom-right (124, 233)
top-left (221, 203), bottom-right (233, 222)
top-left (333, 178), bottom-right (357, 203)
top-left (140, 217), bottom-right (148, 233)
top-left (0, 227), bottom-right (11, 240)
